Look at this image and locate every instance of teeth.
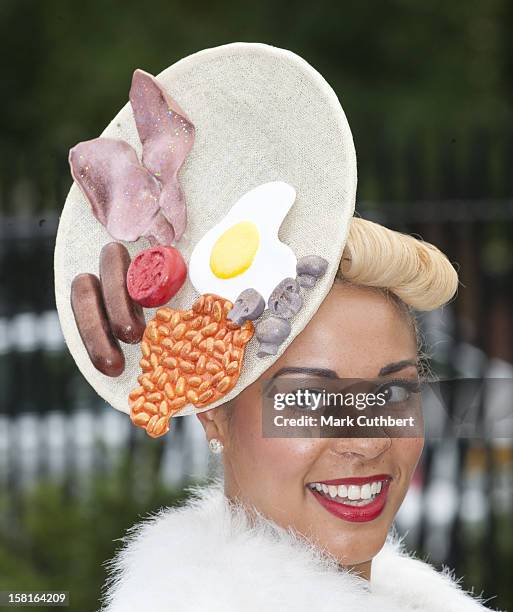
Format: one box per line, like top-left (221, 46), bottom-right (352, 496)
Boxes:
top-left (361, 483), bottom-right (371, 499)
top-left (309, 478), bottom-right (386, 505)
top-left (348, 485), bottom-right (360, 500)
top-left (338, 484), bottom-right (348, 498)
top-left (343, 498), bottom-right (374, 507)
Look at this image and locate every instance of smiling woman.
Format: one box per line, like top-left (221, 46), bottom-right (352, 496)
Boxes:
top-left (202, 281), bottom-right (423, 578)
top-left (101, 217), bottom-right (492, 612)
top-left (60, 41), bottom-right (497, 612)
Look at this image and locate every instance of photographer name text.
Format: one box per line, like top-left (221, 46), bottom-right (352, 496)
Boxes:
top-left (273, 414), bottom-right (416, 427)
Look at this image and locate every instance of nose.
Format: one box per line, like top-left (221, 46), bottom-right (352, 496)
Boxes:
top-left (328, 435), bottom-right (392, 462)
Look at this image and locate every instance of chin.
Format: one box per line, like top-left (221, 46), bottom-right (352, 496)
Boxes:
top-left (315, 520), bottom-right (391, 567)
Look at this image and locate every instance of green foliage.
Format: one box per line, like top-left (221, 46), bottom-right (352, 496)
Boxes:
top-left (1, 0), bottom-right (513, 208)
top-left (0, 466), bottom-right (190, 612)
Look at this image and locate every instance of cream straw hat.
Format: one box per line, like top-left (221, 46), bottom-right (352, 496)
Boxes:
top-left (54, 42), bottom-right (357, 430)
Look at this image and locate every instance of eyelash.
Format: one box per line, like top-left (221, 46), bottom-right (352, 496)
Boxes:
top-left (264, 379), bottom-right (422, 406)
top-left (375, 378), bottom-right (422, 401)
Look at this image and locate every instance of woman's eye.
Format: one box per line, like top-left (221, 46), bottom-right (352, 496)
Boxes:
top-left (378, 380), bottom-right (420, 405)
top-left (382, 385), bottom-right (410, 403)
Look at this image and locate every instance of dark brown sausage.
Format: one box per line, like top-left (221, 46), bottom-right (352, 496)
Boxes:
top-left (71, 273), bottom-right (125, 377)
top-left (100, 242), bottom-right (146, 343)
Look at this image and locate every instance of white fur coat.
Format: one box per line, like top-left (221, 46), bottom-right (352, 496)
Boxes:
top-left (100, 482), bottom-right (495, 612)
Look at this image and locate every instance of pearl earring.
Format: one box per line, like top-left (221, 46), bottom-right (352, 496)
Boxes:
top-left (209, 438), bottom-right (224, 454)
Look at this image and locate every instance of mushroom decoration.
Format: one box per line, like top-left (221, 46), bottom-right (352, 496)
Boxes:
top-left (255, 316), bottom-right (292, 357)
top-left (296, 256), bottom-right (328, 288)
top-left (268, 278), bottom-right (303, 318)
top-left (227, 288), bottom-right (266, 326)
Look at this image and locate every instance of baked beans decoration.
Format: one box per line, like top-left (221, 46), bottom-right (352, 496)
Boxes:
top-left (129, 294), bottom-right (254, 438)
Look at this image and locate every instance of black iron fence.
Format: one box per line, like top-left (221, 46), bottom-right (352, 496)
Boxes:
top-left (1, 137), bottom-right (513, 610)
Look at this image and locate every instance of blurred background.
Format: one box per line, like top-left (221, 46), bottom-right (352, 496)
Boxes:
top-left (1, 1), bottom-right (513, 610)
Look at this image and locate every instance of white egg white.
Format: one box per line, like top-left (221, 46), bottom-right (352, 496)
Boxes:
top-left (188, 182), bottom-right (297, 302)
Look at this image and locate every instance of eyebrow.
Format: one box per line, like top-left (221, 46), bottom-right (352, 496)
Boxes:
top-left (378, 359), bottom-right (418, 376)
top-left (265, 362), bottom-right (418, 390)
top-left (270, 366), bottom-right (339, 380)
top-left (264, 367), bottom-right (339, 392)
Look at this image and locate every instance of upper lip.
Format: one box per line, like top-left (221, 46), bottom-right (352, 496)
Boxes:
top-left (307, 474), bottom-right (392, 486)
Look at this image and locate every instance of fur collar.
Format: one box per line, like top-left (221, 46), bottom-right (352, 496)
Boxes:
top-left (101, 481), bottom-right (494, 612)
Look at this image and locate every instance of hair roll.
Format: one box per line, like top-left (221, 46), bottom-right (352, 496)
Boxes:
top-left (338, 217), bottom-right (458, 311)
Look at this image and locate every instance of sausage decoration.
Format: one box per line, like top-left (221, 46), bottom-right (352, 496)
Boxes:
top-left (100, 242), bottom-right (146, 344)
top-left (71, 273), bottom-right (125, 377)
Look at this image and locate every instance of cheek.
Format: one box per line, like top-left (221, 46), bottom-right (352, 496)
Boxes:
top-left (394, 437), bottom-right (424, 479)
top-left (228, 397), bottom-right (322, 488)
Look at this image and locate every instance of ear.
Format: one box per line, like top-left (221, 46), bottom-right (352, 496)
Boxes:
top-left (196, 407), bottom-right (229, 446)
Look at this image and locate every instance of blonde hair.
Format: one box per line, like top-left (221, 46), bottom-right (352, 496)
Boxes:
top-left (338, 217), bottom-right (458, 311)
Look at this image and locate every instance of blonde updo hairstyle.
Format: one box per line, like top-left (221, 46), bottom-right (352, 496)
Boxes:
top-left (336, 217), bottom-right (458, 373)
top-left (338, 218), bottom-right (458, 311)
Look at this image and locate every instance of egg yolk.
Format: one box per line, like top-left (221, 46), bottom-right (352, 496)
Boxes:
top-left (210, 221), bottom-right (260, 278)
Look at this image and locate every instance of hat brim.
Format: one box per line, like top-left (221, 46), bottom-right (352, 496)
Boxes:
top-left (54, 42), bottom-right (357, 417)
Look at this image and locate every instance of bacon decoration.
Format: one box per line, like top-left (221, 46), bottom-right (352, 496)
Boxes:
top-left (69, 70), bottom-right (195, 245)
top-left (130, 69), bottom-right (194, 241)
top-left (69, 139), bottom-right (175, 244)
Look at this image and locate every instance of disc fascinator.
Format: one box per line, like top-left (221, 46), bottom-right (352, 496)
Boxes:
top-left (54, 43), bottom-right (357, 438)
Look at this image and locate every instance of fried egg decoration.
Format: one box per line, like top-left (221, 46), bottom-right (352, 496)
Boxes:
top-left (189, 182), bottom-right (297, 302)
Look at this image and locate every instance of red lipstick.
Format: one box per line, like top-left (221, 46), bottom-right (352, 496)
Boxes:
top-left (308, 475), bottom-right (391, 523)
